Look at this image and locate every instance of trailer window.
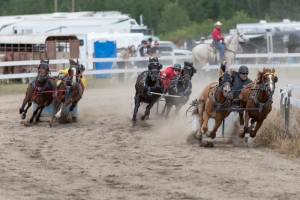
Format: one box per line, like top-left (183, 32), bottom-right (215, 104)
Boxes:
top-left (56, 41), bottom-right (70, 52)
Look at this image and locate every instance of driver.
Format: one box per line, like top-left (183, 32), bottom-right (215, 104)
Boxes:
top-left (159, 63), bottom-right (181, 89)
top-left (220, 61), bottom-right (252, 99)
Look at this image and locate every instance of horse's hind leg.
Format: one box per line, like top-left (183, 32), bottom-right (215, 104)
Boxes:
top-left (55, 99), bottom-right (72, 118)
top-left (160, 102), bottom-right (167, 117)
top-left (240, 111), bottom-right (250, 138)
top-left (69, 101), bottom-right (79, 122)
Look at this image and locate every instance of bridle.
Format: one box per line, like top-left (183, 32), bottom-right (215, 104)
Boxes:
top-left (251, 72), bottom-right (276, 112)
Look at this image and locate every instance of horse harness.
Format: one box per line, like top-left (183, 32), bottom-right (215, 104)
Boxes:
top-left (139, 70), bottom-right (163, 96)
top-left (248, 76), bottom-right (274, 113)
top-left (209, 84), bottom-right (232, 112)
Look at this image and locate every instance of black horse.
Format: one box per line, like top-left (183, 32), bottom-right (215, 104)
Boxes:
top-left (161, 61), bottom-right (196, 119)
top-left (130, 57), bottom-right (164, 127)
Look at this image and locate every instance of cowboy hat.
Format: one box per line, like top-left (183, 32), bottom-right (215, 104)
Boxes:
top-left (214, 21), bottom-right (222, 26)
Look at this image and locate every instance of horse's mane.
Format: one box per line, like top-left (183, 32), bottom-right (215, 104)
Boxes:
top-left (256, 68), bottom-right (273, 84)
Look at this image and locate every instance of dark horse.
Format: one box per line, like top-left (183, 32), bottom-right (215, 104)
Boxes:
top-left (238, 67), bottom-right (278, 138)
top-left (130, 57), bottom-right (164, 127)
top-left (49, 59), bottom-right (84, 127)
top-left (1, 53), bottom-right (14, 84)
top-left (161, 61), bottom-right (197, 119)
top-left (19, 60), bottom-right (56, 123)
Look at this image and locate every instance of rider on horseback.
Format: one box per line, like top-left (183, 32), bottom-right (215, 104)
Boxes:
top-left (220, 61), bottom-right (252, 100)
top-left (212, 21), bottom-right (225, 62)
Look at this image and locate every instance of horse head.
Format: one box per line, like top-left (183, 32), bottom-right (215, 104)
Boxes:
top-left (37, 60), bottom-right (50, 81)
top-left (68, 59), bottom-right (82, 86)
top-left (147, 57), bottom-right (162, 81)
top-left (256, 68), bottom-right (278, 96)
top-left (218, 69), bottom-right (233, 98)
top-left (182, 61), bottom-right (197, 81)
top-left (226, 32), bottom-right (249, 52)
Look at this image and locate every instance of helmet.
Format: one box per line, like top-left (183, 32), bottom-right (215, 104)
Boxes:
top-left (238, 66), bottom-right (249, 74)
top-left (172, 63), bottom-right (181, 71)
top-left (149, 57), bottom-right (158, 63)
top-left (80, 64), bottom-right (85, 71)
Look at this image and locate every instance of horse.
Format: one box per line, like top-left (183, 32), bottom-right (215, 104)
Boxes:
top-left (48, 59), bottom-right (84, 127)
top-left (19, 60), bottom-right (56, 123)
top-left (1, 53), bottom-right (14, 84)
top-left (238, 68), bottom-right (278, 138)
top-left (130, 57), bottom-right (164, 127)
top-left (161, 61), bottom-right (197, 119)
top-left (190, 68), bottom-right (233, 142)
top-left (192, 31), bottom-right (249, 77)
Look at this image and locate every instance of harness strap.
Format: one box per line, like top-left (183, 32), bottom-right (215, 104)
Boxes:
top-left (210, 85), bottom-right (231, 113)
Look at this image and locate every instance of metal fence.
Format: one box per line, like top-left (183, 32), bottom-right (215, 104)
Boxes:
top-left (279, 84), bottom-right (300, 135)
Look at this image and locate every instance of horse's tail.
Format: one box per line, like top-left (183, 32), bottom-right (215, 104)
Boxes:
top-left (184, 103), bottom-right (198, 121)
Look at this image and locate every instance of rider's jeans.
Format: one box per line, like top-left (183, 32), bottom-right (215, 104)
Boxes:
top-left (213, 40), bottom-right (225, 61)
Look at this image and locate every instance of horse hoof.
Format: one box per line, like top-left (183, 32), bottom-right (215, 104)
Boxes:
top-left (55, 114), bottom-right (61, 118)
top-left (204, 142), bottom-right (214, 148)
top-left (21, 114), bottom-right (26, 120)
top-left (72, 117), bottom-right (77, 122)
top-left (210, 134), bottom-right (216, 139)
top-left (129, 121), bottom-right (136, 127)
top-left (140, 115), bottom-right (146, 120)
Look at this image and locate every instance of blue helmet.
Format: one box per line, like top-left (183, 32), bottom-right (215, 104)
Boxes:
top-left (172, 63), bottom-right (181, 71)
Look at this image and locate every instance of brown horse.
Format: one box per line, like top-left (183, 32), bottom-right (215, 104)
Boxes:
top-left (49, 59), bottom-right (84, 127)
top-left (1, 53), bottom-right (14, 84)
top-left (238, 68), bottom-right (278, 138)
top-left (19, 60), bottom-right (56, 123)
top-left (192, 69), bottom-right (233, 141)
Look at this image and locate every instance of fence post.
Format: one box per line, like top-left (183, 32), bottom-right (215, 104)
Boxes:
top-left (284, 90), bottom-right (291, 136)
top-left (280, 86), bottom-right (291, 136)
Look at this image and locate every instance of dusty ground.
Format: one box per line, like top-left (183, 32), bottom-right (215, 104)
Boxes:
top-left (0, 76), bottom-right (300, 200)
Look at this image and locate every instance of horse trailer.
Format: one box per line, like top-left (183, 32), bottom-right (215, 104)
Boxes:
top-left (0, 34), bottom-right (80, 82)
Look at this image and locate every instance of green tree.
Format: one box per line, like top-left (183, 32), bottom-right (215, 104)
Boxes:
top-left (157, 3), bottom-right (191, 35)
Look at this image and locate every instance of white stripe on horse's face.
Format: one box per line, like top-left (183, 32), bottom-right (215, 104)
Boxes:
top-left (72, 68), bottom-right (76, 85)
top-left (268, 74), bottom-right (274, 91)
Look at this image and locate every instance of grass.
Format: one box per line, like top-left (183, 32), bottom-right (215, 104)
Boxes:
top-left (0, 75), bottom-right (122, 95)
top-left (255, 107), bottom-right (300, 158)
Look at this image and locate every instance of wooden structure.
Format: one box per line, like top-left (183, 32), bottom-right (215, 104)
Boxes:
top-left (0, 34), bottom-right (79, 75)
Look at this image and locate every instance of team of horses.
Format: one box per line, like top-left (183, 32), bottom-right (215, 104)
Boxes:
top-left (19, 59), bottom-right (84, 127)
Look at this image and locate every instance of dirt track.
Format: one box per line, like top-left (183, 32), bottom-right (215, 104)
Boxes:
top-left (0, 79), bottom-right (300, 200)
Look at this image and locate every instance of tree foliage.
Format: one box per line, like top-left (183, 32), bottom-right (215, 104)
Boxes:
top-left (0, 0), bottom-right (300, 42)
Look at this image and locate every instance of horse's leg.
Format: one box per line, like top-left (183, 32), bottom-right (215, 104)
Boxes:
top-left (141, 101), bottom-right (155, 120)
top-left (208, 118), bottom-right (222, 139)
top-left (165, 103), bottom-right (173, 119)
top-left (131, 95), bottom-right (141, 126)
top-left (30, 105), bottom-right (42, 123)
top-left (35, 106), bottom-right (45, 123)
top-left (240, 111), bottom-right (250, 138)
top-left (69, 100), bottom-right (79, 122)
top-left (247, 118), bottom-right (256, 133)
top-left (250, 120), bottom-right (263, 138)
top-left (55, 99), bottom-right (72, 118)
top-left (239, 111), bottom-right (244, 134)
top-left (201, 112), bottom-right (209, 135)
top-left (21, 101), bottom-right (32, 120)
